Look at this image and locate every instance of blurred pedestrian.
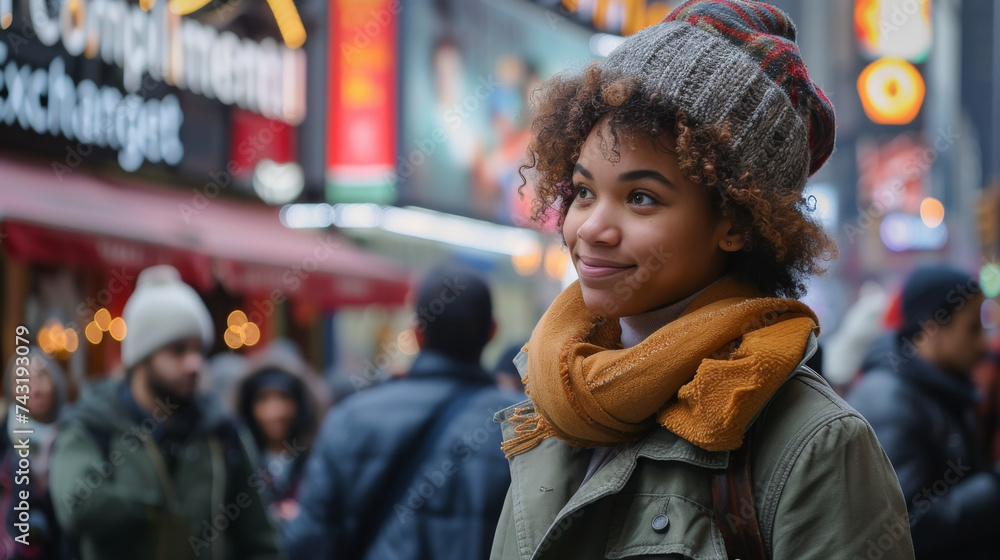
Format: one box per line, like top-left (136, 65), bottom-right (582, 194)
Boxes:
top-left (49, 265), bottom-right (282, 560)
top-left (849, 265), bottom-right (997, 559)
top-left (284, 265), bottom-right (522, 560)
top-left (493, 343), bottom-right (526, 393)
top-left (490, 1), bottom-right (913, 559)
top-left (821, 280), bottom-right (889, 389)
top-left (0, 347), bottom-right (69, 559)
top-left (203, 352), bottom-right (248, 416)
top-left (973, 331), bottom-right (1000, 463)
top-left (235, 344), bottom-right (323, 524)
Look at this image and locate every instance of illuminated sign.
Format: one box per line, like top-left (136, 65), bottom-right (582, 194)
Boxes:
top-left (22, 0), bottom-right (305, 124)
top-left (857, 57), bottom-right (925, 125)
top-left (854, 0), bottom-right (932, 62)
top-left (879, 212), bottom-right (947, 252)
top-left (557, 0), bottom-right (673, 36)
top-left (0, 44), bottom-right (183, 172)
top-left (326, 0), bottom-right (396, 203)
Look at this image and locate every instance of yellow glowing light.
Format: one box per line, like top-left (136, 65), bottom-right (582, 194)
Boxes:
top-left (243, 323), bottom-right (261, 346)
top-left (140, 0), bottom-right (156, 10)
top-left (64, 329), bottom-right (79, 353)
top-left (511, 240), bottom-right (543, 276)
top-left (168, 0), bottom-right (212, 15)
top-left (109, 317), bottom-right (127, 341)
top-left (85, 321), bottom-right (104, 344)
top-left (266, 0), bottom-right (307, 49)
top-left (544, 244), bottom-right (570, 281)
top-left (94, 308), bottom-right (112, 331)
top-left (224, 328), bottom-right (243, 349)
top-left (397, 329), bottom-right (419, 355)
top-left (920, 197), bottom-right (945, 228)
top-left (228, 310), bottom-right (248, 328)
top-left (38, 327), bottom-right (56, 355)
top-left (857, 57), bottom-right (926, 125)
top-left (52, 326), bottom-right (68, 351)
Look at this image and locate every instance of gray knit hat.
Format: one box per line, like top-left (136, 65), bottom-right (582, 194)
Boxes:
top-left (604, 0), bottom-right (836, 195)
top-left (121, 265), bottom-right (214, 368)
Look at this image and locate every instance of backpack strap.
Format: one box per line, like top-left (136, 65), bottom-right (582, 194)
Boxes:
top-left (712, 435), bottom-right (766, 560)
top-left (710, 364), bottom-right (819, 560)
top-left (346, 383), bottom-right (481, 559)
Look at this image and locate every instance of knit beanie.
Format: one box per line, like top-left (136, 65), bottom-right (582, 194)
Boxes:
top-left (900, 265), bottom-right (980, 338)
top-left (604, 0), bottom-right (836, 195)
top-left (121, 265), bottom-right (214, 368)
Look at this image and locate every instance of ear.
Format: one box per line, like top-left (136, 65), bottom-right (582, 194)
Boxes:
top-left (413, 328), bottom-right (425, 349)
top-left (488, 320), bottom-right (498, 343)
top-left (716, 217), bottom-right (746, 252)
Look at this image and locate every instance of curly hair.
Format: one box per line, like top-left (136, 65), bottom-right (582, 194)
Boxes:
top-left (520, 62), bottom-right (838, 299)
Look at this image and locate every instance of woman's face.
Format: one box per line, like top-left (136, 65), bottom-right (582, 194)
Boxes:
top-left (27, 366), bottom-right (55, 422)
top-left (563, 120), bottom-right (743, 318)
top-left (253, 388), bottom-right (298, 445)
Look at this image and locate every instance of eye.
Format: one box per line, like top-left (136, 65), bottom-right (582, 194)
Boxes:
top-left (628, 192), bottom-right (656, 206)
top-left (574, 186), bottom-right (594, 200)
top-left (170, 342), bottom-right (188, 357)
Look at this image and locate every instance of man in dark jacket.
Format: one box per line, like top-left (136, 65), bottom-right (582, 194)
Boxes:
top-left (283, 265), bottom-right (522, 560)
top-left (50, 265), bottom-right (282, 560)
top-left (849, 264), bottom-right (998, 560)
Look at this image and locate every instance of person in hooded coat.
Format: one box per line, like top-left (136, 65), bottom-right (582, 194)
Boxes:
top-left (235, 345), bottom-right (324, 524)
top-left (0, 346), bottom-right (69, 559)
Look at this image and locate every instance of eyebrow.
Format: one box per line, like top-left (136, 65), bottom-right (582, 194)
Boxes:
top-left (573, 164), bottom-right (675, 189)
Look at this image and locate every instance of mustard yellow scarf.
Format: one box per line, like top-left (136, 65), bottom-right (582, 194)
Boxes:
top-left (501, 276), bottom-right (819, 458)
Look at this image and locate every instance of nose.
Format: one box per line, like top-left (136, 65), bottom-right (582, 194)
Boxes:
top-left (575, 202), bottom-right (621, 247)
top-left (183, 350), bottom-right (205, 374)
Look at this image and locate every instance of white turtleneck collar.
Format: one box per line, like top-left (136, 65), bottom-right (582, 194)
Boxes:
top-left (618, 280), bottom-right (718, 349)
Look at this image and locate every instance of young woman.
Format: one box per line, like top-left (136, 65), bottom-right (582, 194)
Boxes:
top-left (1, 347), bottom-right (69, 560)
top-left (490, 1), bottom-right (914, 559)
top-left (236, 354), bottom-right (322, 525)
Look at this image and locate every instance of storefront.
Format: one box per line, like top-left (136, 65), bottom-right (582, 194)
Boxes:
top-left (0, 0), bottom-right (412, 393)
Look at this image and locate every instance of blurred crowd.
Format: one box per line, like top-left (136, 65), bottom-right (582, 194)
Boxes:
top-left (0, 264), bottom-right (525, 560)
top-left (4, 259), bottom-right (1000, 559)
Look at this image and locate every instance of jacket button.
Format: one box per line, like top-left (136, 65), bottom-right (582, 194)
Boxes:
top-left (651, 514), bottom-right (669, 533)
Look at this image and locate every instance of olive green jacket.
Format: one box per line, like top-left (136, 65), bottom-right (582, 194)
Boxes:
top-left (490, 335), bottom-right (915, 560)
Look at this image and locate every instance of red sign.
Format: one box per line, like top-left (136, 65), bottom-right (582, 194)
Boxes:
top-left (326, 0), bottom-right (397, 202)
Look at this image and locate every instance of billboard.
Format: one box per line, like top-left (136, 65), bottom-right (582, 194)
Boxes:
top-left (398, 0), bottom-right (593, 226)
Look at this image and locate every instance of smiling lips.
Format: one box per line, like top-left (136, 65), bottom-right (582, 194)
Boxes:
top-left (576, 255), bottom-right (636, 279)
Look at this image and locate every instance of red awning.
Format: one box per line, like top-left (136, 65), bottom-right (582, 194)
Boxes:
top-left (0, 157), bottom-right (413, 308)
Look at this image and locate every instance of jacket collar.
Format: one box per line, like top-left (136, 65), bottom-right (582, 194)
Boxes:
top-left (499, 332), bottom-right (819, 558)
top-left (408, 349), bottom-right (494, 386)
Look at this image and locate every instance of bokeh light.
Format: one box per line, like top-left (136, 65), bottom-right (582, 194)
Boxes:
top-left (94, 308), bottom-right (112, 331)
top-left (981, 263), bottom-right (1000, 298)
top-left (228, 310), bottom-right (248, 328)
top-left (108, 317), bottom-right (127, 341)
top-left (919, 197), bottom-right (945, 228)
top-left (85, 321), bottom-right (103, 344)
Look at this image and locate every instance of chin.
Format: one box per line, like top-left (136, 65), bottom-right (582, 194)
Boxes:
top-left (580, 287), bottom-right (623, 318)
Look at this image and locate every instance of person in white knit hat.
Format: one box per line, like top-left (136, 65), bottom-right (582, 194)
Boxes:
top-left (120, 264), bottom-right (215, 405)
top-left (50, 265), bottom-right (282, 560)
